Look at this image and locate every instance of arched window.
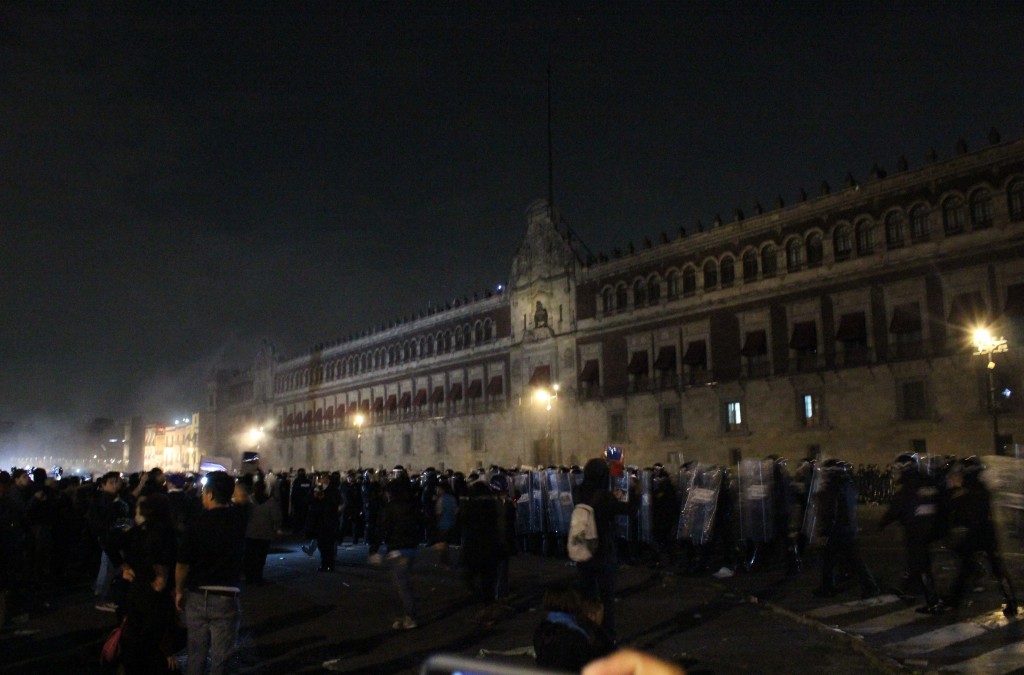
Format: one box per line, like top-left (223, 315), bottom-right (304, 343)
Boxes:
top-left (633, 279), bottom-right (646, 308)
top-left (720, 256), bottom-right (735, 287)
top-left (1008, 180), bottom-right (1024, 221)
top-left (387, 346), bottom-right (395, 366)
top-left (615, 284), bottom-right (628, 310)
top-left (742, 250), bottom-right (758, 281)
top-left (647, 276), bottom-right (660, 304)
top-left (943, 196), bottom-right (965, 235)
top-left (761, 245), bottom-right (778, 277)
top-left (702, 260), bottom-right (718, 290)
top-left (806, 233), bottom-right (823, 267)
top-left (833, 224), bottom-right (852, 261)
top-left (970, 188), bottom-right (993, 229)
top-left (373, 351), bottom-right (381, 369)
top-left (666, 271), bottom-right (680, 299)
top-left (910, 205), bottom-right (930, 241)
top-left (855, 218), bottom-right (874, 255)
top-left (443, 331), bottom-right (452, 352)
top-left (602, 287), bottom-right (614, 313)
top-left (885, 211), bottom-right (905, 249)
top-left (454, 327), bottom-right (464, 350)
top-left (474, 322), bottom-right (483, 344)
top-left (786, 239), bottom-right (803, 272)
top-left (682, 267), bottom-right (696, 296)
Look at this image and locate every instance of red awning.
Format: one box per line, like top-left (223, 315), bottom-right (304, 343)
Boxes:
top-left (627, 351), bottom-right (649, 375)
top-left (528, 365), bottom-right (551, 388)
top-left (682, 340), bottom-right (707, 366)
top-left (790, 321), bottom-right (818, 350)
top-left (414, 389), bottom-right (427, 406)
top-left (324, 406), bottom-right (334, 419)
top-left (449, 383), bottom-right (463, 401)
top-left (398, 392), bottom-right (411, 408)
top-left (890, 303), bottom-right (922, 334)
top-left (303, 411), bottom-right (313, 424)
top-left (578, 360), bottom-right (599, 383)
top-left (653, 346), bottom-right (676, 371)
top-left (835, 312), bottom-right (867, 342)
top-left (347, 401), bottom-right (358, 414)
top-left (314, 408), bottom-right (323, 421)
top-left (372, 397), bottom-right (384, 412)
top-left (486, 376), bottom-right (504, 395)
top-left (430, 386), bottom-right (445, 403)
top-left (467, 380), bottom-right (482, 398)
top-left (286, 413), bottom-right (295, 426)
top-left (740, 330), bottom-right (767, 356)
top-left (385, 394), bottom-right (397, 411)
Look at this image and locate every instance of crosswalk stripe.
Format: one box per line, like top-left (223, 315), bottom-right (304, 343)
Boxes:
top-left (882, 622), bottom-right (986, 656)
top-left (806, 594), bottom-right (902, 618)
top-left (941, 641), bottom-right (1024, 673)
top-left (845, 606), bottom-right (927, 635)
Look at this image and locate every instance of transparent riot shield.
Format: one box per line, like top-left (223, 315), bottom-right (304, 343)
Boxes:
top-left (531, 470), bottom-right (546, 535)
top-left (737, 458), bottom-right (775, 543)
top-left (677, 464), bottom-right (723, 546)
top-left (676, 464), bottom-right (698, 540)
top-left (800, 463), bottom-right (823, 545)
top-left (513, 472), bottom-right (535, 536)
top-left (638, 470), bottom-right (653, 545)
top-left (610, 471), bottom-right (631, 540)
top-left (982, 455), bottom-right (1024, 576)
top-left (545, 469), bottom-right (574, 536)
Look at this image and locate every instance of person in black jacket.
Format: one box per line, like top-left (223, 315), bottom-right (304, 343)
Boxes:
top-left (814, 459), bottom-right (879, 599)
top-left (880, 453), bottom-right (945, 613)
top-left (382, 470), bottom-right (423, 630)
top-left (576, 457), bottom-right (631, 641)
top-left (946, 456), bottom-right (1018, 616)
top-left (305, 473), bottom-right (341, 572)
top-left (87, 471), bottom-right (131, 612)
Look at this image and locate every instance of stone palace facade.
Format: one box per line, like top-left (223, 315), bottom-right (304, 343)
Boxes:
top-left (206, 132), bottom-right (1024, 472)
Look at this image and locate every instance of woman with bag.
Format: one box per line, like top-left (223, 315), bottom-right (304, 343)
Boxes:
top-left (117, 492), bottom-right (181, 673)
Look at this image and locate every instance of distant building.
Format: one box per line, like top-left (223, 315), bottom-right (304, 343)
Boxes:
top-left (208, 133), bottom-right (1024, 471)
top-left (141, 415), bottom-right (200, 473)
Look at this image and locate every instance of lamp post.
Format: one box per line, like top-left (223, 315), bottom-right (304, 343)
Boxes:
top-left (353, 413), bottom-right (365, 469)
top-left (973, 327), bottom-right (1009, 455)
top-left (533, 384), bottom-right (560, 464)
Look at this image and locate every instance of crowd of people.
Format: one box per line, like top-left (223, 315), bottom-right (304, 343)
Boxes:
top-left (0, 449), bottom-right (1018, 673)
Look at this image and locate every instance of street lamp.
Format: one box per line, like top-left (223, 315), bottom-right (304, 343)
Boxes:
top-left (353, 413), bottom-right (365, 469)
top-left (533, 384), bottom-right (560, 463)
top-left (973, 327), bottom-right (1009, 455)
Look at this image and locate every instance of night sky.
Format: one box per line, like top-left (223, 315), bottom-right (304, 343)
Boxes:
top-left (2, 2), bottom-right (1023, 447)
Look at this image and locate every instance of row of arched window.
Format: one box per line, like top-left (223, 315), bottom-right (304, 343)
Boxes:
top-left (600, 179), bottom-right (1024, 313)
top-left (276, 318), bottom-right (496, 393)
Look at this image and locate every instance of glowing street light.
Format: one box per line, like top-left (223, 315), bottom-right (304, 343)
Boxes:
top-left (354, 413), bottom-right (365, 469)
top-left (973, 326), bottom-right (1009, 455)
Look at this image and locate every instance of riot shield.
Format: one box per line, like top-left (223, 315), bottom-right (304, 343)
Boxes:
top-left (545, 469), bottom-right (574, 535)
top-left (638, 469), bottom-right (653, 545)
top-left (610, 472), bottom-right (631, 540)
top-left (531, 470), bottom-right (546, 535)
top-left (513, 472), bottom-right (535, 536)
top-left (982, 455), bottom-right (1024, 575)
top-left (799, 463), bottom-right (823, 545)
top-left (677, 464), bottom-right (723, 546)
top-left (676, 464), bottom-right (698, 540)
top-left (737, 459), bottom-right (775, 543)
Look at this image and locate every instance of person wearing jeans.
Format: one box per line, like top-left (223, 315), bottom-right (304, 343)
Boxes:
top-left (175, 472), bottom-right (249, 675)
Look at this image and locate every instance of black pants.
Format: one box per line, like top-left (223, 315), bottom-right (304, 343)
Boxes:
top-left (821, 533), bottom-right (878, 596)
top-left (244, 538), bottom-right (271, 583)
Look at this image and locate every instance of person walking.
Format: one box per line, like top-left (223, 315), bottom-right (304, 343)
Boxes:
top-left (243, 479), bottom-right (281, 584)
top-left (382, 469), bottom-right (422, 630)
top-left (814, 459), bottom-right (880, 599)
top-left (175, 471), bottom-right (248, 675)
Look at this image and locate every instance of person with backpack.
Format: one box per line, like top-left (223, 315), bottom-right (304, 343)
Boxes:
top-left (573, 457), bottom-right (631, 641)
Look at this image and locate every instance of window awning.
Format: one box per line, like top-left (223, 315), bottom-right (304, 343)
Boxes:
top-left (430, 386), bottom-right (445, 403)
top-left (790, 321), bottom-right (818, 350)
top-left (835, 312), bottom-right (867, 342)
top-left (740, 330), bottom-right (768, 356)
top-left (890, 303), bottom-right (922, 334)
top-left (360, 400), bottom-right (370, 412)
top-left (398, 392), bottom-right (411, 408)
top-left (1004, 283), bottom-right (1024, 317)
top-left (449, 383), bottom-right (463, 401)
top-left (528, 365), bottom-right (551, 388)
top-left (385, 394), bottom-right (397, 411)
top-left (372, 397), bottom-right (384, 412)
top-left (467, 379), bottom-right (482, 398)
top-left (347, 402), bottom-right (358, 414)
top-left (303, 411), bottom-right (313, 424)
top-left (627, 351), bottom-right (649, 375)
top-left (948, 291), bottom-right (988, 327)
top-left (486, 376), bottom-right (504, 395)
top-left (682, 341), bottom-right (707, 366)
top-left (653, 346), bottom-right (677, 371)
top-left (314, 408), bottom-right (323, 421)
top-left (286, 413), bottom-right (294, 426)
top-left (414, 389), bottom-right (427, 406)
top-left (579, 360), bottom-right (600, 383)
top-left (324, 406), bottom-right (334, 419)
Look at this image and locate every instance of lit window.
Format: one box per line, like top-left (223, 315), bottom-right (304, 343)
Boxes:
top-left (726, 401), bottom-right (743, 430)
top-left (801, 393), bottom-right (822, 426)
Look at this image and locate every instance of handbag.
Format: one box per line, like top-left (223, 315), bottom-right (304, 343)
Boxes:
top-left (100, 617), bottom-right (126, 664)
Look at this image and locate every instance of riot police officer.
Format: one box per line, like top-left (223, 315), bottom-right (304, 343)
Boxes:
top-left (814, 459), bottom-right (880, 599)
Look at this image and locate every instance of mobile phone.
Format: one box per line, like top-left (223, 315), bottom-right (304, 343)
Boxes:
top-left (420, 653), bottom-right (571, 675)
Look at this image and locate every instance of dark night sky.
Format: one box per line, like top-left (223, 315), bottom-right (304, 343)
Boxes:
top-left (2, 2), bottom-right (1024, 439)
